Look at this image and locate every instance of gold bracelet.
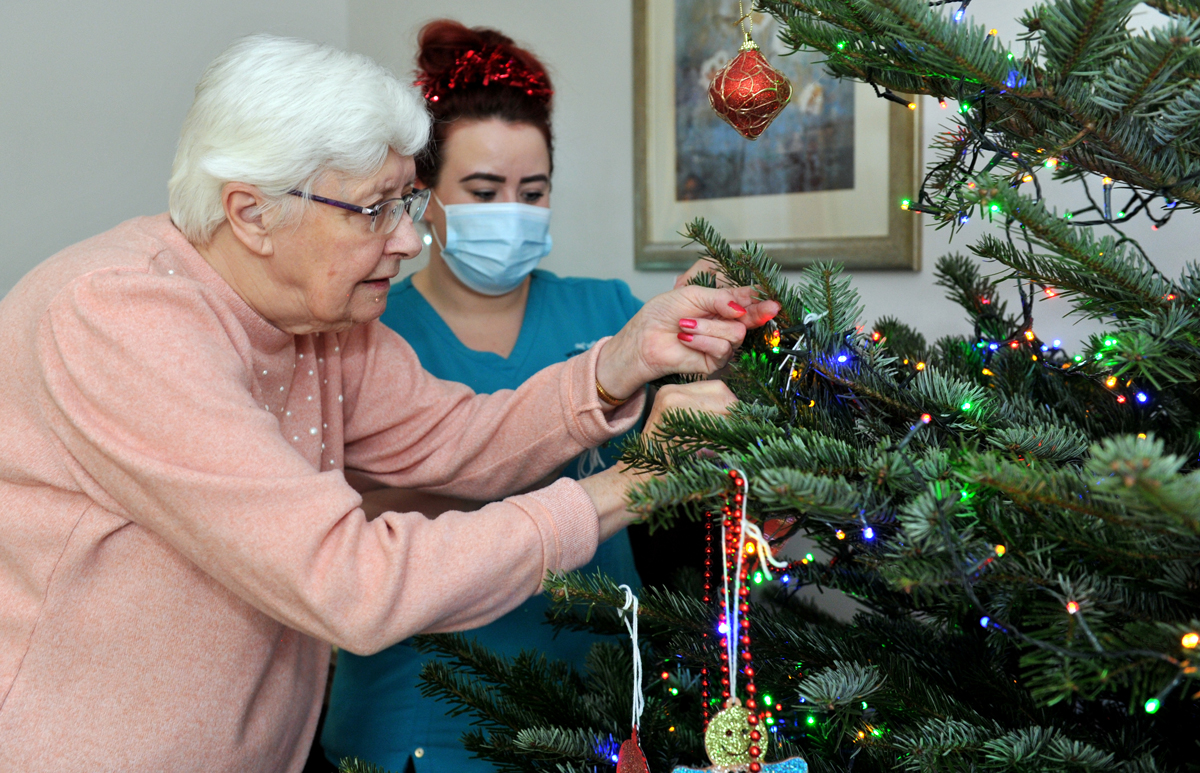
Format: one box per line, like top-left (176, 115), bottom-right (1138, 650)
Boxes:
top-left (596, 378), bottom-right (630, 407)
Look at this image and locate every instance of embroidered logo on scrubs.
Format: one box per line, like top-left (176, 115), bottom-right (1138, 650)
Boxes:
top-left (565, 339), bottom-right (600, 359)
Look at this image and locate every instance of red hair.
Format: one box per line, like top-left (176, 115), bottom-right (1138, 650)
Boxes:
top-left (414, 20), bottom-right (554, 186)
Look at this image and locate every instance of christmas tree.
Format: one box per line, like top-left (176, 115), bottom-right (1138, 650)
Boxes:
top-left (339, 0), bottom-right (1200, 770)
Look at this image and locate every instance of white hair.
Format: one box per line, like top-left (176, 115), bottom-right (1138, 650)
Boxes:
top-left (169, 34), bottom-right (430, 244)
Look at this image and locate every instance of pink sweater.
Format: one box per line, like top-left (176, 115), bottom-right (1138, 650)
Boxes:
top-left (0, 215), bottom-right (642, 771)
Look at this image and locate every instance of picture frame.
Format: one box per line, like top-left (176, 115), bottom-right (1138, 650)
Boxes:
top-left (633, 0), bottom-right (922, 271)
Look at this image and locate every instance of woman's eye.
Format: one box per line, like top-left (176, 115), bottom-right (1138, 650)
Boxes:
top-left (521, 191), bottom-right (545, 204)
top-left (470, 190), bottom-right (497, 202)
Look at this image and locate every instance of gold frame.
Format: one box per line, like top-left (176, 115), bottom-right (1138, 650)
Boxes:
top-left (632, 0), bottom-right (922, 271)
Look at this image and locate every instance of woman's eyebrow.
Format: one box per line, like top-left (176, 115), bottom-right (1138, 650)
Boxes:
top-left (366, 178), bottom-right (404, 198)
top-left (519, 174), bottom-right (549, 184)
top-left (459, 172), bottom-right (506, 183)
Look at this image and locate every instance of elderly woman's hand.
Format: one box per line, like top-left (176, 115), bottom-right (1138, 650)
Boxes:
top-left (578, 380), bottom-right (738, 541)
top-left (595, 285), bottom-right (779, 401)
top-left (642, 380), bottom-right (738, 437)
top-left (673, 257), bottom-right (725, 290)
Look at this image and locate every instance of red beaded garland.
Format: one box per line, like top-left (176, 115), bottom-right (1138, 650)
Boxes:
top-left (707, 470), bottom-right (763, 747)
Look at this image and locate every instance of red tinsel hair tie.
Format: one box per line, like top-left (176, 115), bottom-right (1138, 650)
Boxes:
top-left (417, 45), bottom-right (553, 104)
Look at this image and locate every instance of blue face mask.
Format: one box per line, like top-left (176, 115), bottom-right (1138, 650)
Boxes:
top-left (432, 194), bottom-right (553, 296)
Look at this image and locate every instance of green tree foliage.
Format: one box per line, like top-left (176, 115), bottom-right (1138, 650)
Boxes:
top-left (343, 1), bottom-right (1200, 771)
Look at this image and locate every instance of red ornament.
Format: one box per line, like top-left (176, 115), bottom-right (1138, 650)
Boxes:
top-left (708, 42), bottom-right (792, 140)
top-left (617, 727), bottom-right (651, 773)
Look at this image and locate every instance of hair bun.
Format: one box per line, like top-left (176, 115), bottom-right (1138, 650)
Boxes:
top-left (415, 19), bottom-right (552, 106)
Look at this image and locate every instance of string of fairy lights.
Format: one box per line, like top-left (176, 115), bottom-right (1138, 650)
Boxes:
top-left (663, 266), bottom-right (1196, 740)
top-left (828, 0), bottom-right (1200, 414)
top-left (864, 0), bottom-right (1200, 237)
top-left (591, 5), bottom-right (1197, 765)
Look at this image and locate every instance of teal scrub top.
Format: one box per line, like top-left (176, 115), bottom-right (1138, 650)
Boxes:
top-left (322, 270), bottom-right (643, 772)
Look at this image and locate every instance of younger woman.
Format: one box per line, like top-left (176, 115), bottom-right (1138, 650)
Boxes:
top-left (322, 21), bottom-right (644, 771)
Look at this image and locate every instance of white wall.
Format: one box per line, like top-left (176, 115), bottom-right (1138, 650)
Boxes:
top-left (348, 0), bottom-right (1194, 349)
top-left (348, 0), bottom-right (644, 298)
top-left (0, 1), bottom-right (348, 293)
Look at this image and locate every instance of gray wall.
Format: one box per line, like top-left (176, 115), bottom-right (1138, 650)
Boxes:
top-left (0, 1), bottom-right (348, 293)
top-left (2, 1), bottom-right (1192, 347)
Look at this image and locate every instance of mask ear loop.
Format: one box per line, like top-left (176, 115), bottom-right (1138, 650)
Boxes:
top-left (427, 190), bottom-right (447, 252)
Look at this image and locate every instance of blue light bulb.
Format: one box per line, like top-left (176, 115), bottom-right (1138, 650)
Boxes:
top-left (863, 526), bottom-right (875, 540)
top-left (980, 616), bottom-right (990, 628)
top-left (1136, 392), bottom-right (1148, 403)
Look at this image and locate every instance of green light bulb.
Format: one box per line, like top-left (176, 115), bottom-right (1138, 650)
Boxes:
top-left (763, 694), bottom-right (773, 707)
top-left (961, 402), bottom-right (972, 411)
top-left (1144, 698), bottom-right (1161, 714)
top-left (837, 41), bottom-right (846, 50)
top-left (805, 552), bottom-right (814, 562)
top-left (806, 715), bottom-right (817, 726)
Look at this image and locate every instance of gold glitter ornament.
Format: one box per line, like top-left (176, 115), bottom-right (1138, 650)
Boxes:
top-left (704, 703), bottom-right (753, 767)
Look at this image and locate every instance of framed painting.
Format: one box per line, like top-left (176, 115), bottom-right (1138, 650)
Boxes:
top-left (633, 0), bottom-right (922, 270)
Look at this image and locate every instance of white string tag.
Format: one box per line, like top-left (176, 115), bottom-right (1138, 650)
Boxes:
top-left (743, 520), bottom-right (790, 580)
top-left (618, 584), bottom-right (644, 729)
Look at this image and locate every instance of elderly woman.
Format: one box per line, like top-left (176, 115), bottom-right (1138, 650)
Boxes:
top-left (0, 34), bottom-right (775, 773)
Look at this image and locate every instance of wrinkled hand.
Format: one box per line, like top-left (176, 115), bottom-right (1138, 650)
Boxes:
top-left (643, 380), bottom-right (738, 437)
top-left (596, 285), bottom-right (779, 399)
top-left (673, 258), bottom-right (727, 290)
top-left (579, 380), bottom-right (739, 540)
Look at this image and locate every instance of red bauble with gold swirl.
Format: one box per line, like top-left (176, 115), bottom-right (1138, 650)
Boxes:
top-left (707, 42), bottom-right (792, 140)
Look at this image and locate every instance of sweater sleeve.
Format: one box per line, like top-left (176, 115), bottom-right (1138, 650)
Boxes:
top-left (33, 269), bottom-right (635, 654)
top-left (339, 321), bottom-right (644, 497)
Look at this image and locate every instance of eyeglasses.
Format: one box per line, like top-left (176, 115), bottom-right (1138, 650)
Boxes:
top-left (287, 187), bottom-right (431, 233)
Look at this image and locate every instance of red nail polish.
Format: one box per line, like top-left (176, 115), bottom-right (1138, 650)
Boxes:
top-left (728, 301), bottom-right (747, 314)
top-left (679, 318), bottom-right (698, 329)
top-left (677, 332), bottom-right (694, 342)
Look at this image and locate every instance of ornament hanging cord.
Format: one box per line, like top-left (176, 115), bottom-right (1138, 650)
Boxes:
top-left (736, 1), bottom-right (754, 48)
top-left (720, 496), bottom-right (742, 698)
top-left (721, 471), bottom-right (787, 698)
top-left (619, 585), bottom-right (645, 729)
